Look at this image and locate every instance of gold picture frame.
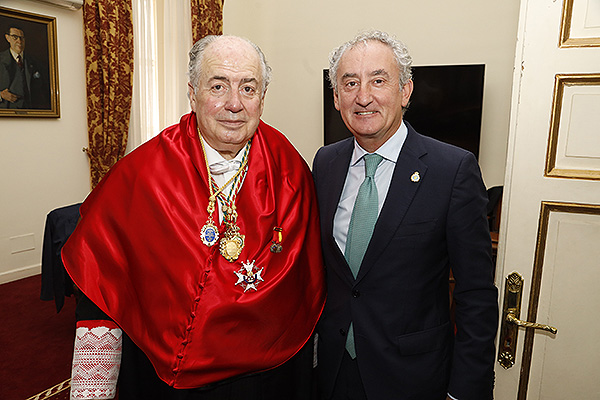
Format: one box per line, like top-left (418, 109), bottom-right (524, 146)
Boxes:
top-left (0, 7), bottom-right (60, 117)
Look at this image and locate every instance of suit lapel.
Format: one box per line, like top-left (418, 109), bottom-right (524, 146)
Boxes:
top-left (24, 57), bottom-right (32, 90)
top-left (322, 139), bottom-right (355, 282)
top-left (356, 126), bottom-right (428, 282)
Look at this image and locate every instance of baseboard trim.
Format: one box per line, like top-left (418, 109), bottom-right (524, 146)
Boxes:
top-left (0, 264), bottom-right (41, 285)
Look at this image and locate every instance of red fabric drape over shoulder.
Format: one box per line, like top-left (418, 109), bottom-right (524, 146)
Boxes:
top-left (83, 0), bottom-right (134, 189)
top-left (191, 0), bottom-right (223, 43)
top-left (62, 114), bottom-right (326, 389)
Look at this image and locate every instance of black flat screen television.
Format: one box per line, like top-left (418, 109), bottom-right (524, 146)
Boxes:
top-left (323, 64), bottom-right (485, 159)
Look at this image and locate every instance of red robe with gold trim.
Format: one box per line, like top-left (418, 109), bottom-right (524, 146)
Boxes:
top-left (62, 113), bottom-right (326, 389)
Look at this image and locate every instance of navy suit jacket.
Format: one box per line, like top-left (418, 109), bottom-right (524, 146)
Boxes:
top-left (312, 122), bottom-right (498, 400)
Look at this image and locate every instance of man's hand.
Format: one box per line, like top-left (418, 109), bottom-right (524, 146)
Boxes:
top-left (1, 88), bottom-right (19, 102)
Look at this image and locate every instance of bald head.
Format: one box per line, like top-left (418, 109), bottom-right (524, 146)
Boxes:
top-left (188, 35), bottom-right (272, 96)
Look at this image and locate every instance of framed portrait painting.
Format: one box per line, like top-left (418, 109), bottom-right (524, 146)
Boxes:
top-left (0, 7), bottom-right (59, 117)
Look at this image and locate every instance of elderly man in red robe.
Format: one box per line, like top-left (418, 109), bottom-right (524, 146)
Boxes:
top-left (62, 35), bottom-right (326, 400)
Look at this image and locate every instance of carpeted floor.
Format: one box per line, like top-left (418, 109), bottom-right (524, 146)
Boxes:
top-left (0, 275), bottom-right (76, 400)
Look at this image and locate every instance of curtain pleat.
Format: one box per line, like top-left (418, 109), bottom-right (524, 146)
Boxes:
top-left (191, 0), bottom-right (224, 43)
top-left (83, 0), bottom-right (134, 189)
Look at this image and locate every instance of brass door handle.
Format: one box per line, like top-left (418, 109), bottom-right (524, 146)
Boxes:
top-left (497, 272), bottom-right (558, 369)
top-left (506, 310), bottom-right (558, 334)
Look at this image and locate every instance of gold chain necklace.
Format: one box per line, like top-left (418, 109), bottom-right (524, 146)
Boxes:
top-left (199, 132), bottom-right (251, 262)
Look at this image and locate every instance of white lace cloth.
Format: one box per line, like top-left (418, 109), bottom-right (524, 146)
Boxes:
top-left (70, 321), bottom-right (122, 400)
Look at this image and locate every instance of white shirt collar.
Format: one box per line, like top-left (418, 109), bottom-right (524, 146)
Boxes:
top-left (350, 121), bottom-right (408, 166)
top-left (10, 49), bottom-right (23, 62)
top-left (200, 136), bottom-right (245, 175)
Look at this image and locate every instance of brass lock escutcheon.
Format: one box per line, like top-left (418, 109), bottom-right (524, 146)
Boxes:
top-left (497, 272), bottom-right (558, 369)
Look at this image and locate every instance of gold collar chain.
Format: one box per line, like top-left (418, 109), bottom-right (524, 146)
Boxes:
top-left (198, 131), bottom-right (251, 262)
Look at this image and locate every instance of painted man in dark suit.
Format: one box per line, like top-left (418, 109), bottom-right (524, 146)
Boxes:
top-left (0, 25), bottom-right (46, 109)
top-left (312, 30), bottom-right (498, 400)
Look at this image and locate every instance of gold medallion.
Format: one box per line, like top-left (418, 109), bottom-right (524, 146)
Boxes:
top-left (220, 232), bottom-right (245, 262)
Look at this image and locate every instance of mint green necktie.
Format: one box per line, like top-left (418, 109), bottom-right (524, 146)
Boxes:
top-left (344, 153), bottom-right (383, 358)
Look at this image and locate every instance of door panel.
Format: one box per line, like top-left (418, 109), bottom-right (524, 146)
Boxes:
top-left (494, 0), bottom-right (600, 398)
top-left (529, 206), bottom-right (600, 400)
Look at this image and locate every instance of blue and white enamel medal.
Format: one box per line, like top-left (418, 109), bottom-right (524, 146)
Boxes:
top-left (200, 194), bottom-right (219, 247)
top-left (200, 221), bottom-right (219, 247)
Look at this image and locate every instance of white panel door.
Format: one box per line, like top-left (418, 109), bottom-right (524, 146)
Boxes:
top-left (494, 0), bottom-right (600, 399)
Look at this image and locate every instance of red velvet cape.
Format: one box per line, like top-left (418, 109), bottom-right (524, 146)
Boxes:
top-left (62, 113), bottom-right (326, 389)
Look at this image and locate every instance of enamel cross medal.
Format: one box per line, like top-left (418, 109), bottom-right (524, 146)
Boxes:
top-left (235, 260), bottom-right (264, 292)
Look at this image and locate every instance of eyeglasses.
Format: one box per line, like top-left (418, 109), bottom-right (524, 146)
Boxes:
top-left (7, 34), bottom-right (25, 41)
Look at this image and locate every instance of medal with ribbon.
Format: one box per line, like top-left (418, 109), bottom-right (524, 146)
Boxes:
top-left (199, 131), bottom-right (251, 262)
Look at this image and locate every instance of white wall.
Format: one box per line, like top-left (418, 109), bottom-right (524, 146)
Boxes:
top-left (223, 0), bottom-right (520, 189)
top-left (0, 1), bottom-right (89, 283)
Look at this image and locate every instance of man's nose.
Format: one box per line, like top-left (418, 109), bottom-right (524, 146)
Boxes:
top-left (224, 89), bottom-right (244, 113)
top-left (356, 85), bottom-right (373, 107)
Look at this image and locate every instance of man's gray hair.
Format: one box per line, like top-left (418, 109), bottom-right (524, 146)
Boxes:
top-left (328, 30), bottom-right (412, 93)
top-left (188, 35), bottom-right (272, 95)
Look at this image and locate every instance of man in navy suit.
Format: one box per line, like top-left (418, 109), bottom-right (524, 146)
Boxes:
top-left (312, 30), bottom-right (498, 400)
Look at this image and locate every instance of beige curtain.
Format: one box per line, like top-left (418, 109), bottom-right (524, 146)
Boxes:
top-left (191, 0), bottom-right (224, 43)
top-left (83, 0), bottom-right (134, 189)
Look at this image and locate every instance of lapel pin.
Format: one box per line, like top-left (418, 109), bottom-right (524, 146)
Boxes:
top-left (411, 171), bottom-right (420, 182)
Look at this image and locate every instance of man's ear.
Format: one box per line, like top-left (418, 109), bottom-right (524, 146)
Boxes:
top-left (401, 80), bottom-right (414, 108)
top-left (187, 82), bottom-right (196, 112)
top-left (259, 88), bottom-right (267, 116)
top-left (333, 89), bottom-right (340, 111)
